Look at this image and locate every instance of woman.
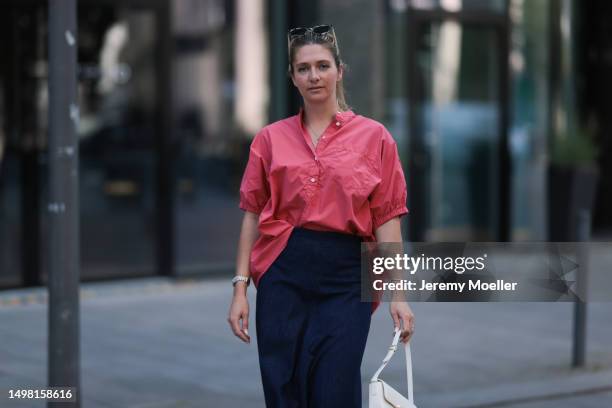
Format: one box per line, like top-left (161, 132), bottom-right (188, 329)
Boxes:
top-left (228, 24), bottom-right (414, 407)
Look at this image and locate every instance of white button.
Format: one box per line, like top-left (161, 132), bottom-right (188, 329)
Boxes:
top-left (314, 156), bottom-right (318, 161)
top-left (335, 121), bottom-right (341, 126)
top-left (310, 177), bottom-right (316, 183)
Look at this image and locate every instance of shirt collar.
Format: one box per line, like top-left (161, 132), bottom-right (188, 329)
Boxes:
top-left (298, 106), bottom-right (355, 128)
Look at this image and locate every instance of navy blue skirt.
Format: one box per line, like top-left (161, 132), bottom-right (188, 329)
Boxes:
top-left (255, 227), bottom-right (372, 408)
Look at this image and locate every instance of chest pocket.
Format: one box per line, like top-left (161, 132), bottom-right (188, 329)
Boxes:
top-left (322, 143), bottom-right (380, 198)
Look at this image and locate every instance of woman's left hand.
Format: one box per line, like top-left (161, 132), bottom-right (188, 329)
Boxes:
top-left (389, 301), bottom-right (415, 344)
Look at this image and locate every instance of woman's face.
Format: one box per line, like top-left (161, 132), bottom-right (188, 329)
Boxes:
top-left (290, 44), bottom-right (343, 105)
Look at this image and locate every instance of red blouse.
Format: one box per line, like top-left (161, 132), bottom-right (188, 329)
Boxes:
top-left (239, 108), bottom-right (409, 314)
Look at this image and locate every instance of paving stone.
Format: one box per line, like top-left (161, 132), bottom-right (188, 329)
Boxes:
top-left (0, 277), bottom-right (610, 407)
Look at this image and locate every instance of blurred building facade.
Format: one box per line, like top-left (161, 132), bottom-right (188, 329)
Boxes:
top-left (0, 0), bottom-right (610, 288)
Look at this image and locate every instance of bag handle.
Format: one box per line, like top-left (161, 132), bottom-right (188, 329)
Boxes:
top-left (370, 327), bottom-right (415, 403)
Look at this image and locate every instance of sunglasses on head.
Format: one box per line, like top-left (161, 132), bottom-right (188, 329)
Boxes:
top-left (287, 24), bottom-right (338, 54)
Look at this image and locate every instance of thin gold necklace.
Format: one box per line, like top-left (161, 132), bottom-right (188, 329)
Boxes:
top-left (306, 122), bottom-right (325, 146)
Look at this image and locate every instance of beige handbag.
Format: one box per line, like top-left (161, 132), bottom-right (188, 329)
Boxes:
top-left (369, 327), bottom-right (417, 408)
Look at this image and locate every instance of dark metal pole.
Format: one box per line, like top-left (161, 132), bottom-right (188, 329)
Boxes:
top-left (156, 0), bottom-right (175, 277)
top-left (572, 210), bottom-right (590, 367)
top-left (288, 0), bottom-right (319, 114)
top-left (48, 0), bottom-right (81, 406)
top-left (498, 4), bottom-right (512, 242)
top-left (269, 0), bottom-right (288, 122)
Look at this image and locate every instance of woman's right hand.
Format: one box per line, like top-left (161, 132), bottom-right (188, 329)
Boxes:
top-left (230, 211), bottom-right (258, 344)
top-left (228, 292), bottom-right (251, 344)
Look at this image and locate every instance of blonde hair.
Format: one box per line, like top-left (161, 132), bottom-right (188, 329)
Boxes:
top-left (287, 36), bottom-right (350, 111)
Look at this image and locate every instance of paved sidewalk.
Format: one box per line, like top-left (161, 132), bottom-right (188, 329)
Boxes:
top-left (0, 276), bottom-right (611, 407)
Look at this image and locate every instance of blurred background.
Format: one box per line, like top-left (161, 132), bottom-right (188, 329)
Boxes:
top-left (0, 0), bottom-right (610, 292)
top-left (1, 1), bottom-right (612, 407)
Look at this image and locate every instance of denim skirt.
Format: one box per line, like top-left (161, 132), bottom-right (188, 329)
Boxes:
top-left (255, 227), bottom-right (372, 408)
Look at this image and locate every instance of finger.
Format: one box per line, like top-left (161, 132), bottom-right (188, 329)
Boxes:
top-left (400, 315), bottom-right (412, 343)
top-left (404, 312), bottom-right (415, 327)
top-left (389, 307), bottom-right (399, 323)
top-left (242, 311), bottom-right (249, 333)
top-left (228, 316), bottom-right (240, 337)
top-left (406, 321), bottom-right (415, 342)
top-left (237, 316), bottom-right (250, 343)
top-left (240, 314), bottom-right (250, 342)
top-left (230, 316), bottom-right (249, 343)
top-left (390, 311), bottom-right (401, 333)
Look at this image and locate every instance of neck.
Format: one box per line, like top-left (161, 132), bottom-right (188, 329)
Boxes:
top-left (303, 99), bottom-right (340, 126)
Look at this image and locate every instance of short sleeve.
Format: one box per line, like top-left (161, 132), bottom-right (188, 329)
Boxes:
top-left (239, 131), bottom-right (270, 214)
top-left (369, 128), bottom-right (409, 230)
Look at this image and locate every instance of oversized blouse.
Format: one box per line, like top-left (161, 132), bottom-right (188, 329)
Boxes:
top-left (239, 107), bottom-right (409, 314)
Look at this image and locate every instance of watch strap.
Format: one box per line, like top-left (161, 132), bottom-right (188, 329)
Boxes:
top-left (232, 275), bottom-right (250, 286)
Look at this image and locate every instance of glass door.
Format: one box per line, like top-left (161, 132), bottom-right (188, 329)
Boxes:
top-left (0, 2), bottom-right (44, 287)
top-left (0, 1), bottom-right (171, 289)
top-left (73, 4), bottom-right (162, 280)
top-left (409, 16), bottom-right (508, 241)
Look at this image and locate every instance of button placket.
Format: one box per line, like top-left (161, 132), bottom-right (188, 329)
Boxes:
top-left (309, 116), bottom-right (343, 188)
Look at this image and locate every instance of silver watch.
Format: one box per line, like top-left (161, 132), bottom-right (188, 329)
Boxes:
top-left (232, 275), bottom-right (250, 287)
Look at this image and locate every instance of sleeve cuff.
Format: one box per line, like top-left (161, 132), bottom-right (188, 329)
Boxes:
top-left (372, 205), bottom-right (409, 230)
top-left (239, 201), bottom-right (263, 214)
